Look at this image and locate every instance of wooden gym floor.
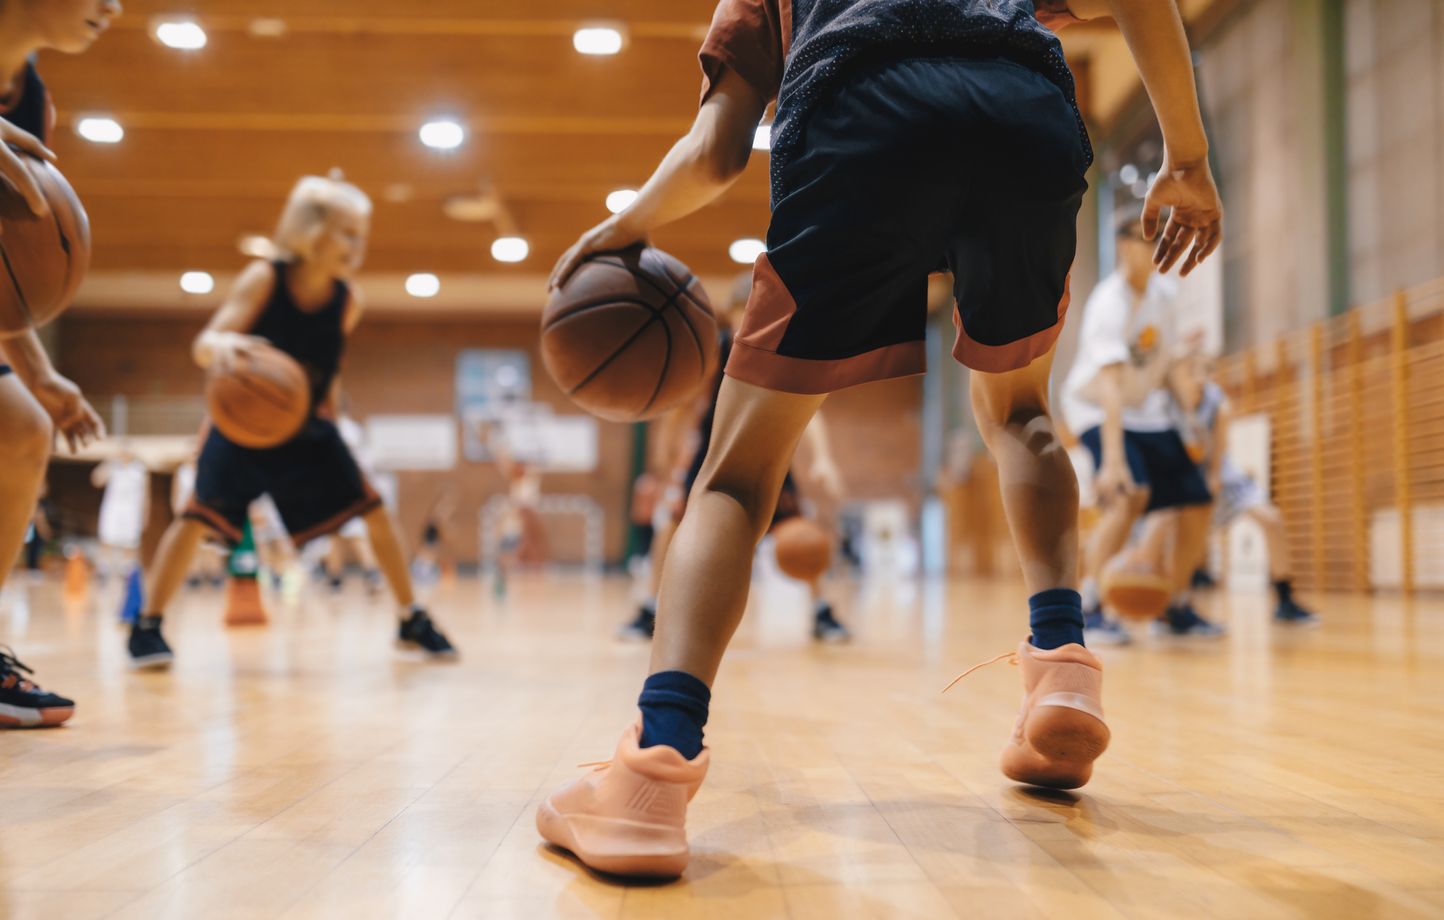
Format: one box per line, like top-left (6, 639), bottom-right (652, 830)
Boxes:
top-left (2, 570), bottom-right (1442, 919)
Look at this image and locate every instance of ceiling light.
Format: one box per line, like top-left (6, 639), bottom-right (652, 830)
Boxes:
top-left (491, 237), bottom-right (530, 263)
top-left (573, 27), bottom-right (624, 56)
top-left (154, 20), bottom-right (207, 50)
top-left (76, 117), bottom-right (123, 144)
top-left (606, 189), bottom-right (639, 214)
top-left (179, 271), bottom-right (214, 295)
top-left (406, 273), bottom-right (440, 298)
top-left (753, 125), bottom-right (771, 151)
top-left (729, 238), bottom-right (766, 265)
top-left (419, 119), bottom-right (465, 151)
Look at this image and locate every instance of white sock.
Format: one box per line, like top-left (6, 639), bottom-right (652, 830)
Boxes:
top-left (1081, 577), bottom-right (1100, 611)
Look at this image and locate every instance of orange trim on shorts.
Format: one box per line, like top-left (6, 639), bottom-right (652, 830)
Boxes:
top-left (734, 253), bottom-right (797, 353)
top-left (183, 499), bottom-right (244, 546)
top-left (287, 480), bottom-right (383, 548)
top-left (951, 272), bottom-right (1071, 374)
top-left (726, 338), bottom-right (926, 395)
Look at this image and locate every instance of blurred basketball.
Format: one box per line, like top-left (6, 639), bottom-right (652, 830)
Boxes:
top-left (1100, 548), bottom-right (1172, 620)
top-left (773, 518), bottom-right (833, 583)
top-left (541, 246), bottom-right (718, 422)
top-left (0, 153), bottom-right (92, 335)
top-left (206, 345), bottom-right (310, 449)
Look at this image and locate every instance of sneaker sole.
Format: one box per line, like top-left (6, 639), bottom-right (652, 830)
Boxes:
top-left (393, 640), bottom-right (459, 658)
top-left (535, 799), bottom-right (688, 878)
top-left (0, 702), bottom-right (74, 727)
top-left (1003, 701), bottom-right (1110, 790)
top-left (128, 653), bottom-right (174, 671)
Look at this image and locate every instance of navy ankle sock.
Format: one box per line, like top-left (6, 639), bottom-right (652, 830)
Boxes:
top-left (1028, 589), bottom-right (1085, 650)
top-left (638, 670), bottom-right (710, 760)
top-left (1273, 579), bottom-right (1294, 606)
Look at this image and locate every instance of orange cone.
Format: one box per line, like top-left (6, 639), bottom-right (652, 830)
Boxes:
top-left (223, 576), bottom-right (268, 627)
top-left (62, 547), bottom-right (89, 600)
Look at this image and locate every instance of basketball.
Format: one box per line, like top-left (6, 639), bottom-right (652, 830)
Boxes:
top-left (773, 517), bottom-right (833, 583)
top-left (541, 245), bottom-right (718, 422)
top-left (1100, 548), bottom-right (1172, 620)
top-left (205, 344), bottom-right (311, 449)
top-left (0, 153), bottom-right (92, 335)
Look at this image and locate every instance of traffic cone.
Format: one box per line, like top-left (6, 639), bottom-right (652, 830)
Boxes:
top-left (223, 521), bottom-right (268, 627)
top-left (62, 546), bottom-right (89, 600)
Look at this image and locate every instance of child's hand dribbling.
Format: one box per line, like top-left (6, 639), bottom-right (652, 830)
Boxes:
top-left (548, 215), bottom-right (647, 292)
top-left (0, 121), bottom-right (56, 218)
top-left (31, 372), bottom-right (105, 453)
top-left (1141, 154), bottom-right (1222, 277)
top-left (207, 331), bottom-right (268, 374)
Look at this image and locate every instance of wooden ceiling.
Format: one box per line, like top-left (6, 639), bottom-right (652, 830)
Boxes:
top-left (35, 1), bottom-right (1211, 314)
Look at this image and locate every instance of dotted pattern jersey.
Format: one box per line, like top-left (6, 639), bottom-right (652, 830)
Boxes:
top-left (771, 0), bottom-right (1091, 205)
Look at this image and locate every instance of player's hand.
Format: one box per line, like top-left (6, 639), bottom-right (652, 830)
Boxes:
top-left (31, 373), bottom-right (105, 453)
top-left (0, 123), bottom-right (57, 218)
top-left (548, 216), bottom-right (646, 292)
top-left (208, 332), bottom-right (268, 374)
top-left (1095, 459), bottom-right (1136, 505)
top-left (1142, 153), bottom-right (1222, 277)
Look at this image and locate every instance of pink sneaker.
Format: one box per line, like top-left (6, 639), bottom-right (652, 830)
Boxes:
top-left (945, 640), bottom-right (1109, 790)
top-left (536, 720), bottom-right (709, 878)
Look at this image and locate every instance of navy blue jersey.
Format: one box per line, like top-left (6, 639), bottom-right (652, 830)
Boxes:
top-left (250, 261), bottom-right (349, 414)
top-left (0, 58), bottom-right (50, 142)
top-left (698, 0), bottom-right (1088, 205)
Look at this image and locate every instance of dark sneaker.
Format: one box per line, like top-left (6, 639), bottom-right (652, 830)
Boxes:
top-left (812, 603), bottom-right (852, 644)
top-left (128, 616), bottom-right (174, 670)
top-left (1190, 567), bottom-right (1217, 590)
top-left (0, 647), bottom-right (75, 727)
top-left (1274, 600), bottom-right (1320, 627)
top-left (617, 606), bottom-right (656, 642)
top-left (398, 609), bottom-right (457, 657)
top-left (1149, 605), bottom-right (1226, 639)
top-left (1083, 608), bottom-right (1132, 646)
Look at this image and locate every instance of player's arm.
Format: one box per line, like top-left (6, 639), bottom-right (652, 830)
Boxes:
top-left (1208, 396), bottom-right (1231, 493)
top-left (1071, 0), bottom-right (1222, 275)
top-left (193, 260), bottom-right (275, 373)
top-left (1092, 363), bottom-right (1134, 503)
top-left (0, 327), bottom-right (104, 452)
top-left (549, 68), bottom-right (768, 289)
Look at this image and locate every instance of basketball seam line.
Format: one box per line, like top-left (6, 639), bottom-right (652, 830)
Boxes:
top-left (0, 241), bottom-right (36, 328)
top-left (545, 296), bottom-right (671, 325)
top-left (589, 255), bottom-right (709, 378)
top-left (568, 312), bottom-right (663, 401)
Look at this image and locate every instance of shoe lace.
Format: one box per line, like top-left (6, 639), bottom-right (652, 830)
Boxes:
top-left (940, 650), bottom-right (1017, 695)
top-left (0, 646), bottom-right (39, 691)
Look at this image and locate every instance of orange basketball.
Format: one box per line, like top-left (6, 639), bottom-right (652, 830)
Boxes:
top-left (541, 246), bottom-right (718, 422)
top-left (1100, 548), bottom-right (1172, 620)
top-left (206, 345), bottom-right (310, 449)
top-left (773, 518), bottom-right (833, 583)
top-left (0, 154), bottom-right (92, 335)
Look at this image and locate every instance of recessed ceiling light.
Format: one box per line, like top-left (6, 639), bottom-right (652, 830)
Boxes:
top-left (729, 238), bottom-right (766, 265)
top-left (248, 18), bottom-right (287, 38)
top-left (606, 189), bottom-right (639, 214)
top-left (491, 237), bottom-right (530, 263)
top-left (419, 119), bottom-right (465, 151)
top-left (405, 273), bottom-right (441, 298)
top-left (76, 117), bottom-right (123, 144)
top-left (154, 20), bottom-right (207, 50)
top-left (753, 125), bottom-right (771, 151)
top-left (179, 271), bottom-right (214, 295)
top-left (573, 27), bottom-right (624, 56)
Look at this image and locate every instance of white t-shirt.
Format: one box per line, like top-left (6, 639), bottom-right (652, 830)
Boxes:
top-left (1062, 271), bottom-right (1180, 434)
top-left (98, 459), bottom-right (149, 549)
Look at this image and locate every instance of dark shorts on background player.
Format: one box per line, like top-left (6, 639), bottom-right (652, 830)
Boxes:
top-left (1079, 427), bottom-right (1213, 513)
top-left (0, 364), bottom-right (11, 377)
top-left (185, 417), bottom-right (381, 547)
top-left (727, 56), bottom-right (1089, 395)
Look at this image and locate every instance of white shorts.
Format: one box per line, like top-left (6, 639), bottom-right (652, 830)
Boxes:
top-left (1214, 458), bottom-right (1267, 527)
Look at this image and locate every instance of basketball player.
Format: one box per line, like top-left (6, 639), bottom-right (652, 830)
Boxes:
top-left (619, 287), bottom-right (851, 644)
top-left (1063, 217), bottom-right (1224, 639)
top-left (125, 174), bottom-right (456, 668)
top-left (91, 444), bottom-right (149, 581)
top-left (0, 0), bottom-right (120, 727)
top-left (1172, 357), bottom-right (1319, 625)
top-left (538, 0), bottom-right (1222, 876)
top-left (171, 458), bottom-right (226, 589)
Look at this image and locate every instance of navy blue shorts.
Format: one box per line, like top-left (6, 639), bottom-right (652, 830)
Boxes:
top-left (0, 364), bottom-right (11, 377)
top-left (185, 417), bottom-right (381, 547)
top-left (1079, 427), bottom-right (1213, 513)
top-left (728, 57), bottom-right (1089, 394)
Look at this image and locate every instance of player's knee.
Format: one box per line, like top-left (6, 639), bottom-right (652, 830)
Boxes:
top-left (694, 468), bottom-right (781, 536)
top-left (1, 398), bottom-right (53, 468)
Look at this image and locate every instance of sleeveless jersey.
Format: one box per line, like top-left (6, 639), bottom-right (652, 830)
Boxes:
top-left (249, 261), bottom-right (349, 414)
